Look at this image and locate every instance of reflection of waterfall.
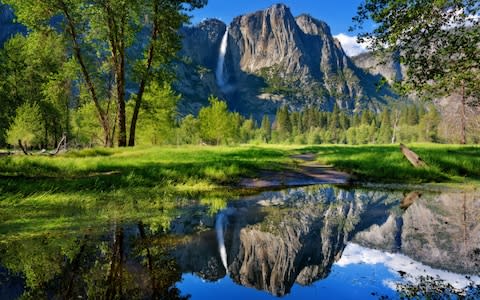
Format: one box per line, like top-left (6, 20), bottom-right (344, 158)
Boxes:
top-left (216, 27), bottom-right (228, 88)
top-left (215, 212), bottom-right (228, 273)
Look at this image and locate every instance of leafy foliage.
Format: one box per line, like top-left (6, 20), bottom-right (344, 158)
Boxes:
top-left (353, 0), bottom-right (480, 100)
top-left (6, 102), bottom-right (43, 148)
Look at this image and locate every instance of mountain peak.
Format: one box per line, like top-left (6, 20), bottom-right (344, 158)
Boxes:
top-left (295, 14), bottom-right (331, 36)
top-left (267, 3), bottom-right (290, 13)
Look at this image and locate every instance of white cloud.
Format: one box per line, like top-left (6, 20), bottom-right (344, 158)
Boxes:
top-left (333, 33), bottom-right (369, 57)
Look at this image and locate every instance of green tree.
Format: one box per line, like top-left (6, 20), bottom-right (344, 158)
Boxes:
top-left (129, 82), bottom-right (179, 145)
top-left (377, 109), bottom-right (392, 144)
top-left (177, 114), bottom-right (201, 145)
top-left (7, 102), bottom-right (43, 149)
top-left (419, 105), bottom-right (441, 142)
top-left (260, 115), bottom-right (272, 143)
top-left (240, 117), bottom-right (255, 143)
top-left (5, 0), bottom-right (207, 147)
top-left (0, 31), bottom-right (70, 147)
top-left (275, 106), bottom-right (292, 141)
top-left (198, 96), bottom-right (237, 145)
top-left (353, 0), bottom-right (480, 144)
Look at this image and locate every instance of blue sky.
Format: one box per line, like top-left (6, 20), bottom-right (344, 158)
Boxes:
top-left (190, 0), bottom-right (371, 56)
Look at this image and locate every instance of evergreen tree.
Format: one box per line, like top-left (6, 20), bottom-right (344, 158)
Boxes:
top-left (275, 106), bottom-right (291, 141)
top-left (177, 115), bottom-right (201, 145)
top-left (377, 109), bottom-right (392, 144)
top-left (260, 115), bottom-right (272, 143)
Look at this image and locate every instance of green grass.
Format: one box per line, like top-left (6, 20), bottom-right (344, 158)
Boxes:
top-left (1, 143), bottom-right (478, 241)
top-left (0, 145), bottom-right (291, 194)
top-left (303, 143), bottom-right (480, 185)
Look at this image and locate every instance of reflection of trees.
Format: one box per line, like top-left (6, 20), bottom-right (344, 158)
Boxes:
top-left (135, 221), bottom-right (189, 300)
top-left (0, 221), bottom-right (188, 299)
top-left (395, 275), bottom-right (480, 300)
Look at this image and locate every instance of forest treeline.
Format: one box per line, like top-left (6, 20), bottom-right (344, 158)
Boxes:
top-left (0, 1), bottom-right (478, 150)
top-left (0, 29), bottom-right (475, 150)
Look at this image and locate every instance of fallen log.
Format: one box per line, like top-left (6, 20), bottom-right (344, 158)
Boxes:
top-left (400, 143), bottom-right (426, 167)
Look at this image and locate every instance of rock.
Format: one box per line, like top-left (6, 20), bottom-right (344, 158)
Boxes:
top-left (176, 4), bottom-right (399, 118)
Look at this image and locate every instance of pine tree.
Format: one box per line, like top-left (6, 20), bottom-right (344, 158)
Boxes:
top-left (275, 106), bottom-right (291, 141)
top-left (377, 109), bottom-right (392, 144)
top-left (260, 115), bottom-right (272, 142)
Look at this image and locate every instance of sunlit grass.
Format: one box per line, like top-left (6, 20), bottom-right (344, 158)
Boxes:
top-left (0, 143), bottom-right (479, 241)
top-left (304, 143), bottom-right (480, 184)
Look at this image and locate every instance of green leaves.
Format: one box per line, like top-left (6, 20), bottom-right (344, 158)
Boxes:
top-left (353, 0), bottom-right (480, 99)
top-left (6, 102), bottom-right (43, 147)
top-left (198, 96), bottom-right (240, 145)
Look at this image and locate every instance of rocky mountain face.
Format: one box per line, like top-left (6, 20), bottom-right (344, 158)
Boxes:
top-left (351, 52), bottom-right (407, 84)
top-left (176, 4), bottom-right (397, 118)
top-left (0, 5), bottom-right (26, 46)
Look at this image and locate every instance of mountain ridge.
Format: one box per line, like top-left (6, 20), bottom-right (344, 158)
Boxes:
top-left (175, 3), bottom-right (398, 118)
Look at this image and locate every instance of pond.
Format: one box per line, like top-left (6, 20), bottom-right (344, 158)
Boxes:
top-left (0, 185), bottom-right (479, 299)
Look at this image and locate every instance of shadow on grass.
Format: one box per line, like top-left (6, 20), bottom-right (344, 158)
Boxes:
top-left (298, 145), bottom-right (480, 183)
top-left (0, 147), bottom-right (292, 196)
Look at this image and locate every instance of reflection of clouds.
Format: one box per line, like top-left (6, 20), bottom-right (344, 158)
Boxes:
top-left (336, 243), bottom-right (480, 290)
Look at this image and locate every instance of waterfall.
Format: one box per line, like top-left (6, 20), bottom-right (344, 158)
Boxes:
top-left (215, 211), bottom-right (228, 273)
top-left (216, 27), bottom-right (229, 88)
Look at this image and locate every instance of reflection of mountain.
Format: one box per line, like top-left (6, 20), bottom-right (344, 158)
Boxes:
top-left (173, 187), bottom-right (400, 296)
top-left (1, 187), bottom-right (479, 299)
top-left (337, 243), bottom-right (480, 290)
top-left (353, 192), bottom-right (480, 275)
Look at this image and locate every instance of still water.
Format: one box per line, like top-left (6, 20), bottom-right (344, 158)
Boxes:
top-left (1, 185), bottom-right (479, 299)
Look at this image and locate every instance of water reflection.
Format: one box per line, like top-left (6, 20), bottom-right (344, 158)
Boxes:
top-left (0, 186), bottom-right (479, 299)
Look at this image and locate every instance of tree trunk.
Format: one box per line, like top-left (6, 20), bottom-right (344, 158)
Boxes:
top-left (60, 1), bottom-right (111, 147)
top-left (52, 134), bottom-right (67, 155)
top-left (128, 3), bottom-right (159, 147)
top-left (103, 3), bottom-right (127, 147)
top-left (18, 139), bottom-right (29, 155)
top-left (106, 226), bottom-right (124, 300)
top-left (460, 81), bottom-right (467, 144)
top-left (391, 110), bottom-right (400, 144)
top-left (116, 16), bottom-right (127, 147)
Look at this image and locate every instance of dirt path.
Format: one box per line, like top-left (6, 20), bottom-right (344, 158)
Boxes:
top-left (239, 153), bottom-right (351, 189)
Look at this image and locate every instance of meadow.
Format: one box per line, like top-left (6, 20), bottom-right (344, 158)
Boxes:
top-left (1, 144), bottom-right (479, 195)
top-left (0, 143), bottom-right (478, 241)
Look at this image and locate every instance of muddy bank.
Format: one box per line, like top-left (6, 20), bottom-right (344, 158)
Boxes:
top-left (239, 153), bottom-right (351, 188)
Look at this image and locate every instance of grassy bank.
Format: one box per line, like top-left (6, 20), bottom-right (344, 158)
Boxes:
top-left (305, 144), bottom-right (480, 185)
top-left (0, 144), bottom-right (478, 240)
top-left (0, 146), bottom-right (293, 240)
top-left (0, 146), bottom-right (292, 195)
top-left (1, 144), bottom-right (479, 195)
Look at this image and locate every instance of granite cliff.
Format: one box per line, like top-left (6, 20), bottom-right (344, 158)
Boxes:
top-left (176, 4), bottom-right (397, 118)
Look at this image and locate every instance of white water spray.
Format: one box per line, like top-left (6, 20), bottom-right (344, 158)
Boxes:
top-left (216, 27), bottom-right (229, 88)
top-left (215, 211), bottom-right (228, 273)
